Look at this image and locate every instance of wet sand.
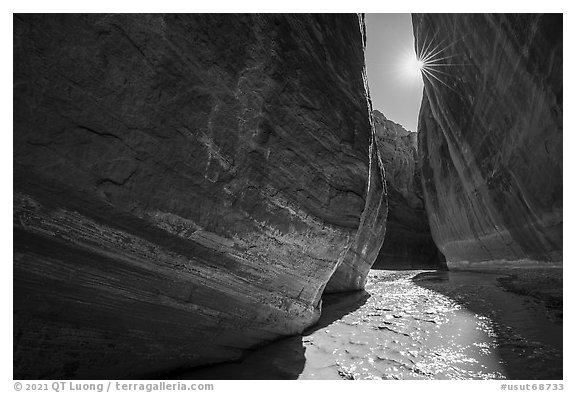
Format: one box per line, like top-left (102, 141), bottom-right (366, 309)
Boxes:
top-left (171, 269), bottom-right (562, 380)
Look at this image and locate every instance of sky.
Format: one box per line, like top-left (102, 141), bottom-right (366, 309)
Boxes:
top-left (365, 14), bottom-right (424, 133)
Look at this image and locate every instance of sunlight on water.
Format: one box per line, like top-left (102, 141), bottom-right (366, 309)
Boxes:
top-left (299, 271), bottom-right (506, 380)
top-left (174, 269), bottom-right (561, 380)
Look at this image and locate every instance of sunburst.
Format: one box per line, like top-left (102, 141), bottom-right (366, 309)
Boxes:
top-left (411, 25), bottom-right (468, 95)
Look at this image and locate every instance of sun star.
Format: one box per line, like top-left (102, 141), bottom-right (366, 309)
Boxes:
top-left (416, 59), bottom-right (424, 70)
top-left (401, 54), bottom-right (425, 82)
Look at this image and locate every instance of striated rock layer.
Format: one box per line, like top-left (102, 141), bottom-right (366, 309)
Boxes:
top-left (371, 110), bottom-right (445, 270)
top-left (13, 14), bottom-right (386, 378)
top-left (413, 14), bottom-right (562, 267)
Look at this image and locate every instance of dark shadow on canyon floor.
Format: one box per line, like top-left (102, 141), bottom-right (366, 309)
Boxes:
top-left (412, 269), bottom-right (563, 380)
top-left (165, 290), bottom-right (370, 380)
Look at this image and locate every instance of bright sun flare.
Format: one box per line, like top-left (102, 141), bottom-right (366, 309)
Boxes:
top-left (401, 54), bottom-right (425, 82)
top-left (408, 57), bottom-right (424, 73)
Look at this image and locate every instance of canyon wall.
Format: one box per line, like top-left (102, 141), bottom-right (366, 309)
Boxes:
top-left (13, 14), bottom-right (386, 378)
top-left (371, 110), bottom-right (446, 270)
top-left (413, 14), bottom-right (562, 266)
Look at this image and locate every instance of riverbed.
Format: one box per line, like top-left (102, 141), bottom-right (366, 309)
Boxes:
top-left (172, 269), bottom-right (562, 380)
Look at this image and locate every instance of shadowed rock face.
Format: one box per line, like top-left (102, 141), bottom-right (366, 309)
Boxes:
top-left (371, 110), bottom-right (446, 270)
top-left (13, 14), bottom-right (386, 378)
top-left (413, 14), bottom-right (562, 267)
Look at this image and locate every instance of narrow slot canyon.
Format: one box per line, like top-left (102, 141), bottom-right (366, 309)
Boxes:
top-left (13, 13), bottom-right (562, 380)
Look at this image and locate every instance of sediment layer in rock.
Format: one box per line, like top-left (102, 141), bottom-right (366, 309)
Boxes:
top-left (13, 14), bottom-right (386, 378)
top-left (413, 14), bottom-right (562, 266)
top-left (370, 110), bottom-right (445, 270)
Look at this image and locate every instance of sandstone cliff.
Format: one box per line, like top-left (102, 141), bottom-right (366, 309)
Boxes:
top-left (371, 110), bottom-right (446, 270)
top-left (413, 14), bottom-right (562, 266)
top-left (13, 14), bottom-right (386, 378)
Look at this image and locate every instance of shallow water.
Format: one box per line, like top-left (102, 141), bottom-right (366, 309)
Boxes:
top-left (300, 270), bottom-right (507, 379)
top-left (174, 270), bottom-right (562, 380)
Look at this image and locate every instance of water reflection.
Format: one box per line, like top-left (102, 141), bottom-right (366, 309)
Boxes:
top-left (173, 270), bottom-right (562, 380)
top-left (299, 270), bottom-right (506, 379)
top-left (414, 270), bottom-right (562, 380)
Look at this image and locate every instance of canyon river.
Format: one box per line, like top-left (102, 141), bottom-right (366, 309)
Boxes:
top-left (173, 269), bottom-right (562, 380)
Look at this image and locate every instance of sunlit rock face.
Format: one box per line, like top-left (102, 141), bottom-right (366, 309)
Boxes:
top-left (413, 14), bottom-right (562, 266)
top-left (371, 110), bottom-right (446, 270)
top-left (324, 132), bottom-right (388, 292)
top-left (13, 14), bottom-right (386, 378)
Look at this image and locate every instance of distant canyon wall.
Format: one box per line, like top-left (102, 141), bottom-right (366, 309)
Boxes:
top-left (413, 14), bottom-right (562, 266)
top-left (371, 110), bottom-right (446, 270)
top-left (14, 14), bottom-right (386, 378)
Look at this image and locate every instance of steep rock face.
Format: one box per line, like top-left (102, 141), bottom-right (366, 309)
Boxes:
top-left (413, 14), bottom-right (562, 266)
top-left (323, 132), bottom-right (388, 292)
top-left (13, 14), bottom-right (386, 378)
top-left (371, 110), bottom-right (445, 270)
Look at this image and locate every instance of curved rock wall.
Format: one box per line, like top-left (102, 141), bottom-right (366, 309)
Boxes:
top-left (323, 18), bottom-right (388, 292)
top-left (324, 128), bottom-right (388, 291)
top-left (413, 14), bottom-right (562, 266)
top-left (371, 110), bottom-right (445, 270)
top-left (13, 14), bottom-right (386, 378)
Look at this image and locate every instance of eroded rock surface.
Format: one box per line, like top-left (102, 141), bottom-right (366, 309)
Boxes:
top-left (371, 110), bottom-right (445, 270)
top-left (13, 14), bottom-right (386, 378)
top-left (413, 14), bottom-right (562, 266)
top-left (324, 132), bottom-right (388, 292)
